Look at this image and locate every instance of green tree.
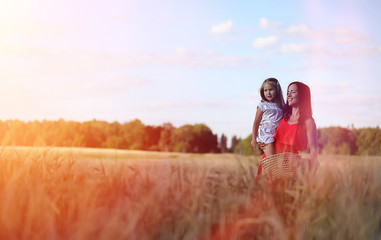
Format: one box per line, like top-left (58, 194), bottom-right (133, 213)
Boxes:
top-left (356, 127), bottom-right (381, 155)
top-left (143, 125), bottom-right (162, 151)
top-left (192, 124), bottom-right (218, 153)
top-left (234, 135), bottom-right (263, 156)
top-left (318, 127), bottom-right (357, 155)
top-left (170, 124), bottom-right (218, 153)
top-left (219, 134), bottom-right (228, 153)
top-left (103, 121), bottom-right (122, 148)
top-left (81, 120), bottom-right (108, 148)
top-left (121, 119), bottom-right (145, 149)
top-left (229, 135), bottom-right (241, 153)
top-left (158, 123), bottom-right (174, 152)
top-left (171, 124), bottom-right (194, 152)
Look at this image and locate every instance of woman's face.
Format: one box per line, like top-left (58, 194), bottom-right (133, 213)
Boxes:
top-left (287, 84), bottom-right (299, 107)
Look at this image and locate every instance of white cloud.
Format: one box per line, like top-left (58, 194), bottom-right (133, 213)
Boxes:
top-left (280, 43), bottom-right (306, 54)
top-left (284, 24), bottom-right (310, 36)
top-left (143, 100), bottom-right (236, 111)
top-left (0, 43), bottom-right (264, 83)
top-left (252, 36), bottom-right (278, 48)
top-left (291, 45), bottom-right (381, 58)
top-left (313, 94), bottom-right (381, 128)
top-left (175, 46), bottom-right (187, 54)
top-left (124, 48), bottom-right (262, 68)
top-left (0, 45), bottom-right (129, 79)
top-left (262, 18), bottom-right (370, 44)
top-left (309, 81), bottom-right (352, 96)
top-left (259, 18), bottom-right (269, 29)
top-left (254, 18), bottom-right (380, 61)
top-left (328, 28), bottom-right (370, 44)
top-left (210, 20), bottom-right (233, 34)
top-left (332, 45), bottom-right (381, 57)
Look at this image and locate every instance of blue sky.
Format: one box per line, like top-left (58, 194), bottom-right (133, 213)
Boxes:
top-left (1, 0), bottom-right (380, 141)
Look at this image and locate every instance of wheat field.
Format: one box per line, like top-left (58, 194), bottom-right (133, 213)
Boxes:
top-left (0, 146), bottom-right (380, 240)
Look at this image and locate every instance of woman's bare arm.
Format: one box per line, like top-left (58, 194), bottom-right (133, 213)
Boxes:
top-left (305, 118), bottom-right (319, 169)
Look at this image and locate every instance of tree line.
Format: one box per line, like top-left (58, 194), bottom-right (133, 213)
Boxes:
top-left (0, 119), bottom-right (237, 153)
top-left (235, 126), bottom-right (381, 156)
top-left (0, 119), bottom-right (380, 155)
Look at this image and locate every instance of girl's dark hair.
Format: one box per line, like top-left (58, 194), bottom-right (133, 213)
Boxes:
top-left (284, 81), bottom-right (313, 125)
top-left (259, 78), bottom-right (285, 110)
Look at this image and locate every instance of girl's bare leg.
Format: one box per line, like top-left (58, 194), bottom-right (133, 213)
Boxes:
top-left (263, 142), bottom-right (275, 156)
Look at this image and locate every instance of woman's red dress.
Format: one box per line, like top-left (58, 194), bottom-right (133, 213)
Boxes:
top-left (255, 118), bottom-right (308, 181)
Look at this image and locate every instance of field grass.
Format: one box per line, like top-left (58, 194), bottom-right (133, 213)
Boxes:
top-left (0, 146), bottom-right (380, 239)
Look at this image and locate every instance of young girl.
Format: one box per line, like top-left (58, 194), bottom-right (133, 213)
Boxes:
top-left (251, 78), bottom-right (285, 156)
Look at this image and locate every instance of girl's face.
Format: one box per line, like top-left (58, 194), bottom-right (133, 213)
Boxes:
top-left (263, 83), bottom-right (277, 103)
top-left (287, 84), bottom-right (299, 107)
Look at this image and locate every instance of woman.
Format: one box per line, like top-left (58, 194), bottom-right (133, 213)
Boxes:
top-left (255, 81), bottom-right (319, 181)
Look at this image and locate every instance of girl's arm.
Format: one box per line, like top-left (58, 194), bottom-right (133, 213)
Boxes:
top-left (251, 107), bottom-right (263, 149)
top-left (305, 118), bottom-right (319, 169)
